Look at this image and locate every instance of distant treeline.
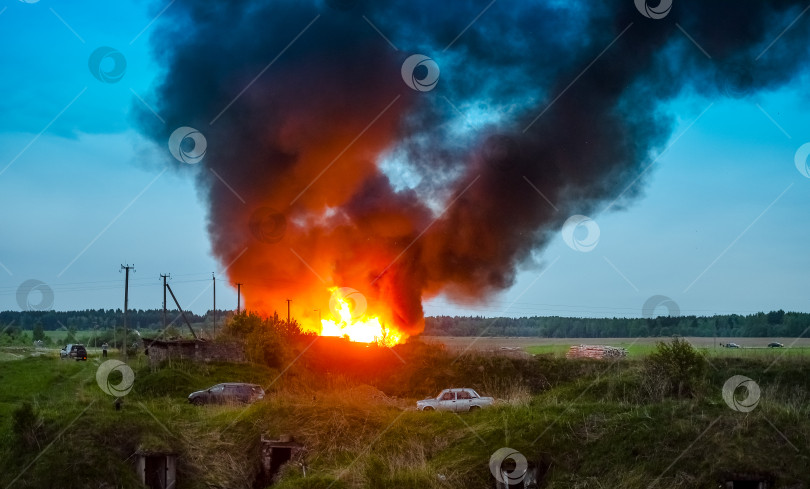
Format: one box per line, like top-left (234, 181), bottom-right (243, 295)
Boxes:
top-left (0, 308), bottom-right (234, 331)
top-left (3, 309), bottom-right (808, 338)
top-left (423, 310), bottom-right (809, 338)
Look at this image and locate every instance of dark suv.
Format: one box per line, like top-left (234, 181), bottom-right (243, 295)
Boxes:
top-left (188, 383), bottom-right (265, 405)
top-left (60, 344), bottom-right (87, 361)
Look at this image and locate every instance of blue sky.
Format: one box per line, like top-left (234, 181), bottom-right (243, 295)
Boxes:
top-left (0, 0), bottom-right (808, 318)
top-left (429, 92), bottom-right (810, 318)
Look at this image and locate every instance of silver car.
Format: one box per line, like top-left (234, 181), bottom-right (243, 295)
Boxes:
top-left (416, 388), bottom-right (494, 412)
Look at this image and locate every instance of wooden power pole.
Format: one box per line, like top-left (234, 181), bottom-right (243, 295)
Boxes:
top-left (286, 299), bottom-right (291, 324)
top-left (236, 283), bottom-right (242, 314)
top-left (165, 283), bottom-right (199, 340)
top-left (160, 273), bottom-right (170, 329)
top-left (212, 273), bottom-right (216, 335)
top-left (120, 264), bottom-right (135, 360)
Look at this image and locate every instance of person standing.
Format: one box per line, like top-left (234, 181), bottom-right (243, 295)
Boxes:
top-left (102, 342), bottom-right (109, 358)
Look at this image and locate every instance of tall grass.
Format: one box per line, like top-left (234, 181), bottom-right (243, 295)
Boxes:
top-left (2, 341), bottom-right (810, 488)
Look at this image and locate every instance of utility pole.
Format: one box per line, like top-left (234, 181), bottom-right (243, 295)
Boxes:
top-left (286, 299), bottom-right (292, 324)
top-left (160, 274), bottom-right (170, 329)
top-left (212, 273), bottom-right (217, 335)
top-left (120, 264), bottom-right (135, 360)
top-left (236, 283), bottom-right (242, 314)
top-left (714, 319), bottom-right (718, 349)
top-left (165, 283), bottom-right (199, 340)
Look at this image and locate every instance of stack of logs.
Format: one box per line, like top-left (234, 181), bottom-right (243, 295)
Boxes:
top-left (566, 345), bottom-right (628, 359)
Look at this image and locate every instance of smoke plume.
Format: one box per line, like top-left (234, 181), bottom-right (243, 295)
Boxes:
top-left (137, 0), bottom-right (810, 335)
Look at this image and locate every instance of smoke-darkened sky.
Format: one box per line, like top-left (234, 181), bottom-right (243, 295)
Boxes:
top-left (1, 0), bottom-right (809, 322)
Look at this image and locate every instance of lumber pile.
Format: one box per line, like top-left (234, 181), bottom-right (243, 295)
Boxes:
top-left (566, 344), bottom-right (627, 359)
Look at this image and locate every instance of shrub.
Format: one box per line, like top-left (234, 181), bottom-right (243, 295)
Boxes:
top-left (224, 311), bottom-right (313, 369)
top-left (644, 337), bottom-right (706, 399)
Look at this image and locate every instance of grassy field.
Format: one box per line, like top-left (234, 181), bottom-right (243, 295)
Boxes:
top-left (2, 339), bottom-right (810, 488)
top-left (425, 336), bottom-right (810, 359)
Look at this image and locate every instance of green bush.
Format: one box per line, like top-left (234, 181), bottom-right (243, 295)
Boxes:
top-left (224, 312), bottom-right (314, 369)
top-left (644, 337), bottom-right (706, 398)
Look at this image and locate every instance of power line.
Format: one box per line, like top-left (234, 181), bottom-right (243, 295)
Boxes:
top-left (0, 277), bottom-right (213, 296)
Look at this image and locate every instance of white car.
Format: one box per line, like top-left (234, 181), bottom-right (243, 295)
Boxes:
top-left (416, 388), bottom-right (494, 412)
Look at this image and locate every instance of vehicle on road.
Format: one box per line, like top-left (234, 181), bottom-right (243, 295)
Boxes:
top-left (60, 344), bottom-right (87, 361)
top-left (188, 383), bottom-right (265, 405)
top-left (416, 388), bottom-right (494, 412)
top-left (768, 342), bottom-right (784, 348)
top-left (724, 343), bottom-right (741, 349)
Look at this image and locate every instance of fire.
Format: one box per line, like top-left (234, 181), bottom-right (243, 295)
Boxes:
top-left (319, 287), bottom-right (406, 347)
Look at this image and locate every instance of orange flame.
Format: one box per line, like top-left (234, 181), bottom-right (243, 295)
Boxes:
top-left (319, 287), bottom-right (406, 347)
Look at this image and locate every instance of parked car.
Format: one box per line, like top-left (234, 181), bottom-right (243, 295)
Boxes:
top-left (416, 388), bottom-right (494, 412)
top-left (60, 344), bottom-right (87, 361)
top-left (188, 383), bottom-right (265, 405)
top-left (724, 343), bottom-right (740, 349)
top-left (768, 342), bottom-right (784, 348)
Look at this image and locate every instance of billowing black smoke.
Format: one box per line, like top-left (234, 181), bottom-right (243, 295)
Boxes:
top-left (137, 0), bottom-right (810, 334)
